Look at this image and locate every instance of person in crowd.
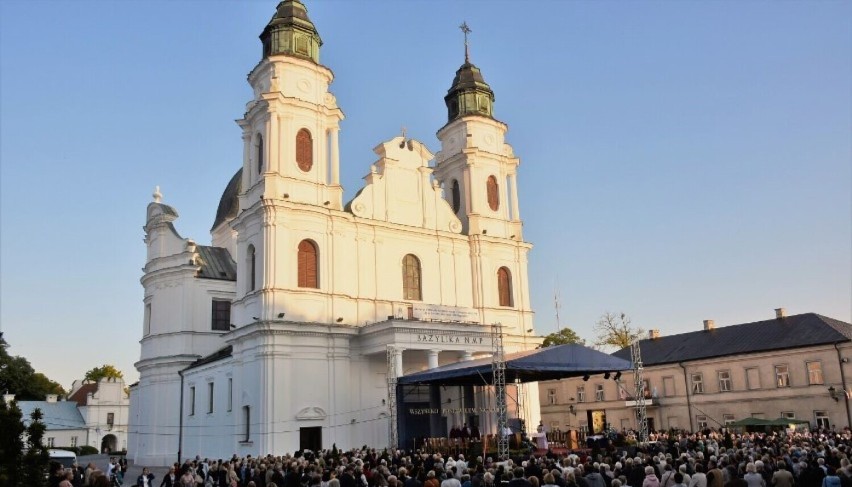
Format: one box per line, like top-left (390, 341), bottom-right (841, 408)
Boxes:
top-left (137, 467), bottom-right (155, 487)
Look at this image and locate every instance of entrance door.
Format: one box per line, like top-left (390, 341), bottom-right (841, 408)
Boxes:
top-left (299, 427), bottom-right (322, 452)
top-left (645, 417), bottom-right (655, 432)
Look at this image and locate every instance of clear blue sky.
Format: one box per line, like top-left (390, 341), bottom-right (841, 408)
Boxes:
top-left (1, 0), bottom-right (850, 390)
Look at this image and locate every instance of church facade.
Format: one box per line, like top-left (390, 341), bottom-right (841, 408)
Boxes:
top-left (129, 1), bottom-right (540, 466)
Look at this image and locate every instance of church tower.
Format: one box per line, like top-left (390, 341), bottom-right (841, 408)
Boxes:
top-left (433, 24), bottom-right (532, 334)
top-left (230, 0), bottom-right (344, 326)
top-left (433, 23), bottom-right (522, 241)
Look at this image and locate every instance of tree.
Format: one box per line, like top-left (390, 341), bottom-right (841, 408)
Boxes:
top-left (0, 398), bottom-right (25, 487)
top-left (594, 312), bottom-right (644, 350)
top-left (84, 364), bottom-right (124, 383)
top-left (540, 327), bottom-right (585, 348)
top-left (21, 408), bottom-right (49, 487)
top-left (0, 334), bottom-right (66, 400)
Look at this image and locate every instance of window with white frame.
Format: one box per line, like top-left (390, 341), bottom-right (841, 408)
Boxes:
top-left (775, 365), bottom-right (790, 387)
top-left (595, 384), bottom-right (605, 401)
top-left (208, 382), bottom-right (214, 414)
top-left (189, 386), bottom-right (196, 416)
top-left (746, 367), bottom-right (761, 390)
top-left (577, 386), bottom-right (586, 403)
top-left (723, 414), bottom-right (735, 425)
top-left (663, 376), bottom-right (675, 397)
top-left (697, 415), bottom-right (708, 429)
top-left (691, 373), bottom-right (704, 394)
top-left (578, 420), bottom-right (588, 433)
top-left (71, 436), bottom-right (77, 447)
top-left (807, 361), bottom-right (824, 385)
top-left (47, 437), bottom-right (54, 448)
top-left (781, 411), bottom-right (796, 419)
top-left (548, 388), bottom-right (558, 405)
top-left (243, 406), bottom-right (251, 441)
top-left (815, 411), bottom-right (830, 429)
top-left (718, 370), bottom-right (732, 392)
top-left (228, 378), bottom-right (233, 412)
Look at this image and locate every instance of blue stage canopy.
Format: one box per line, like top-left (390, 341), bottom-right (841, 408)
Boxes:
top-left (397, 344), bottom-right (633, 386)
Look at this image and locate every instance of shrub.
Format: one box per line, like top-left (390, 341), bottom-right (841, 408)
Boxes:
top-left (79, 446), bottom-right (98, 456)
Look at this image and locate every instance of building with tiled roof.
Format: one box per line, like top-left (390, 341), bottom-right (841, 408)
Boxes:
top-left (10, 377), bottom-right (129, 453)
top-left (540, 308), bottom-right (852, 435)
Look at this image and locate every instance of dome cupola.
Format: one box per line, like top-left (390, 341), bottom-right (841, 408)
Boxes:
top-left (444, 22), bottom-right (495, 123)
top-left (260, 0), bottom-right (322, 63)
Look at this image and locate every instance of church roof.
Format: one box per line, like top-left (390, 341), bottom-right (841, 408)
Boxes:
top-left (184, 346), bottom-right (233, 371)
top-left (67, 383), bottom-right (98, 406)
top-left (612, 313), bottom-right (852, 366)
top-left (195, 245), bottom-right (237, 281)
top-left (18, 401), bottom-right (87, 430)
top-left (211, 168), bottom-right (242, 231)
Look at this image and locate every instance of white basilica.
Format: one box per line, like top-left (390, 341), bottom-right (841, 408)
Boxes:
top-left (129, 0), bottom-right (540, 466)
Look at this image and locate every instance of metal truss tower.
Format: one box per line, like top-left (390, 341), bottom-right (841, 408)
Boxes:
top-left (631, 339), bottom-right (648, 443)
top-left (491, 323), bottom-right (508, 460)
top-left (387, 345), bottom-right (400, 449)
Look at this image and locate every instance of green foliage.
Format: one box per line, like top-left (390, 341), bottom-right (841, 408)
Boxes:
top-left (0, 398), bottom-right (25, 487)
top-left (594, 312), bottom-right (643, 350)
top-left (79, 445), bottom-right (98, 456)
top-left (21, 408), bottom-right (49, 487)
top-left (84, 365), bottom-right (124, 383)
top-left (540, 327), bottom-right (584, 347)
top-left (0, 334), bottom-right (65, 400)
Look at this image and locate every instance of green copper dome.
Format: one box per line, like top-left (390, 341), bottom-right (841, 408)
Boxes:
top-left (444, 61), bottom-right (495, 122)
top-left (260, 0), bottom-right (322, 63)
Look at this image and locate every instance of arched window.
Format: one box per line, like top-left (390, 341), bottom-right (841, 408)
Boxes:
top-left (255, 134), bottom-right (264, 174)
top-left (297, 239), bottom-right (318, 288)
top-left (247, 244), bottom-right (256, 292)
top-left (486, 175), bottom-right (500, 211)
top-left (451, 179), bottom-right (461, 213)
top-left (497, 267), bottom-right (513, 307)
top-left (296, 128), bottom-right (313, 172)
top-left (402, 254), bottom-right (422, 301)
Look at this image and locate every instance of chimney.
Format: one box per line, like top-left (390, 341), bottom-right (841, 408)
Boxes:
top-left (775, 308), bottom-right (787, 319)
top-left (46, 394), bottom-right (58, 403)
top-left (2, 394), bottom-right (14, 406)
top-left (649, 329), bottom-right (660, 340)
top-left (704, 319), bottom-right (715, 331)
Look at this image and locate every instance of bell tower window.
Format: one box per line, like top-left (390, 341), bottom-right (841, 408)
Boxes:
top-left (497, 267), bottom-right (513, 307)
top-left (247, 244), bottom-right (256, 292)
top-left (255, 134), bottom-right (264, 174)
top-left (297, 240), bottom-right (319, 288)
top-left (296, 129), bottom-right (313, 172)
top-left (451, 180), bottom-right (461, 213)
top-left (402, 254), bottom-right (422, 301)
top-left (486, 175), bottom-right (500, 211)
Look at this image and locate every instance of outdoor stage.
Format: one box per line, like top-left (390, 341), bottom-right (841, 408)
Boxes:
top-left (393, 343), bottom-right (632, 453)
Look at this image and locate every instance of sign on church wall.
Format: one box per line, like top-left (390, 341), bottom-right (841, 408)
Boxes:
top-left (411, 303), bottom-right (479, 323)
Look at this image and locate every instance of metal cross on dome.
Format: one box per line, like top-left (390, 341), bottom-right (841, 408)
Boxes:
top-left (459, 21), bottom-right (472, 62)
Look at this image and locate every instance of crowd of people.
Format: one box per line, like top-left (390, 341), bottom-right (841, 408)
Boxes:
top-left (52, 428), bottom-right (852, 487)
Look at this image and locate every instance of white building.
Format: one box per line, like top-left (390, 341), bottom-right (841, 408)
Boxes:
top-left (129, 0), bottom-right (540, 466)
top-left (12, 377), bottom-right (130, 453)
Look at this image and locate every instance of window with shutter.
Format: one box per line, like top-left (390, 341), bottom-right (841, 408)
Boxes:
top-left (497, 267), bottom-right (513, 307)
top-left (402, 254), bottom-right (422, 301)
top-left (296, 129), bottom-right (313, 172)
top-left (486, 175), bottom-right (499, 211)
top-left (297, 240), bottom-right (318, 288)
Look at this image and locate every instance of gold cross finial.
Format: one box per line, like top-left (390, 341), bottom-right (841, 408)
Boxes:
top-left (459, 21), bottom-right (471, 63)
